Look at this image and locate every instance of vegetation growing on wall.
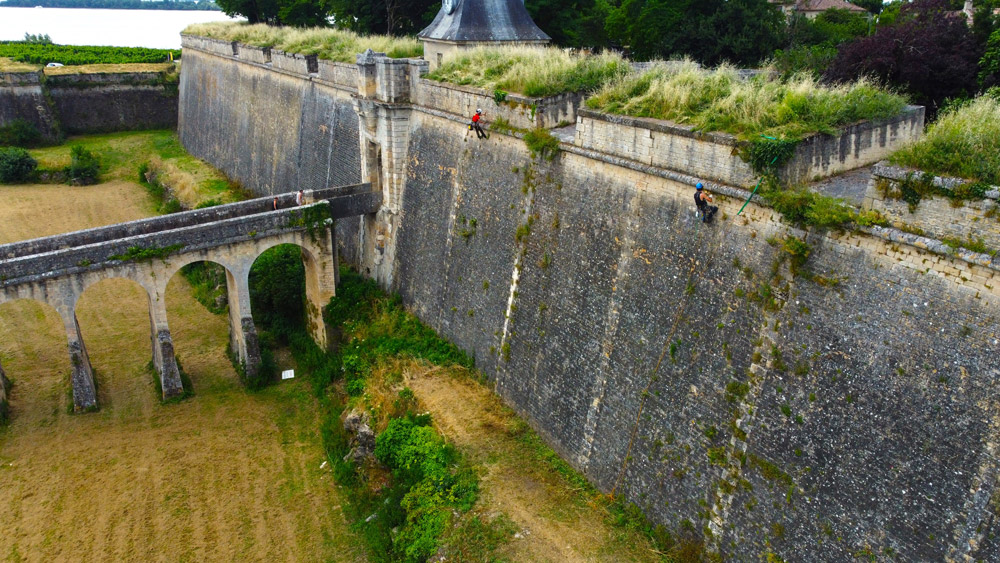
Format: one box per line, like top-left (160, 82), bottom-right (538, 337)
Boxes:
top-left (183, 22), bottom-right (423, 62)
top-left (0, 41), bottom-right (180, 66)
top-left (889, 93), bottom-right (1000, 185)
top-left (586, 60), bottom-right (906, 140)
top-left (425, 46), bottom-right (629, 98)
top-left (0, 119), bottom-right (43, 149)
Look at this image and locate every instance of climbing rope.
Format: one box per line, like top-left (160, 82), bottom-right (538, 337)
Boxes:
top-left (610, 211), bottom-right (715, 499)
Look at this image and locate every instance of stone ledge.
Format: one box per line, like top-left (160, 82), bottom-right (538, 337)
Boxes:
top-left (872, 161), bottom-right (1000, 200)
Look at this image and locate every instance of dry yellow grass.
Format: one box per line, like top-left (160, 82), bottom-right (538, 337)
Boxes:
top-left (43, 62), bottom-right (176, 75)
top-left (0, 57), bottom-right (40, 73)
top-left (0, 182), bottom-right (362, 562)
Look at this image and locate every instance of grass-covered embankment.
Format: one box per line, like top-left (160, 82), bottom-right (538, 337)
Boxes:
top-left (890, 94), bottom-right (1000, 186)
top-left (247, 258), bottom-right (709, 561)
top-left (425, 46), bottom-right (630, 98)
top-left (183, 22), bottom-right (423, 63)
top-left (28, 131), bottom-right (246, 209)
top-left (586, 60), bottom-right (907, 140)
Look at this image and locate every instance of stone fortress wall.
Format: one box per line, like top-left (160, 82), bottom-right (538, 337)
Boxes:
top-left (177, 39), bottom-right (1000, 561)
top-left (0, 67), bottom-right (178, 138)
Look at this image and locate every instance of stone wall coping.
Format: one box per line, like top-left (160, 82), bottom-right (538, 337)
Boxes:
top-left (872, 161), bottom-right (1000, 200)
top-left (577, 105), bottom-right (925, 147)
top-left (0, 184), bottom-right (371, 261)
top-left (418, 77), bottom-right (583, 107)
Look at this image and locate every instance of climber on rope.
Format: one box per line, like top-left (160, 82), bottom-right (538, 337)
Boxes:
top-left (695, 182), bottom-right (718, 223)
top-left (470, 108), bottom-right (488, 139)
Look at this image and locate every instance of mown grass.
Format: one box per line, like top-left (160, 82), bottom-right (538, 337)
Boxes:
top-left (183, 22), bottom-right (423, 63)
top-left (0, 57), bottom-right (40, 72)
top-left (586, 59), bottom-right (907, 139)
top-left (28, 131), bottom-right (245, 208)
top-left (890, 94), bottom-right (1000, 185)
top-left (44, 62), bottom-right (176, 75)
top-left (425, 45), bottom-right (630, 98)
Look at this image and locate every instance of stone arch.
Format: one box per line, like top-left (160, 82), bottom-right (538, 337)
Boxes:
top-left (247, 236), bottom-right (337, 350)
top-left (0, 297), bottom-right (71, 421)
top-left (74, 276), bottom-right (162, 404)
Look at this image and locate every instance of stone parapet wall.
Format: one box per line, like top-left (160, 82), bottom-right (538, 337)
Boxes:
top-left (0, 70), bottom-right (42, 86)
top-left (865, 162), bottom-right (1000, 251)
top-left (574, 105), bottom-right (925, 187)
top-left (414, 78), bottom-right (584, 129)
top-left (0, 70), bottom-right (59, 140)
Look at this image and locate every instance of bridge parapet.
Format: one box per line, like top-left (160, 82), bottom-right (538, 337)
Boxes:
top-left (0, 184), bottom-right (380, 415)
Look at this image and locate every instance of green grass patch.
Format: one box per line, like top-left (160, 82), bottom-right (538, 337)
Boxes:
top-left (586, 60), bottom-right (906, 140)
top-left (183, 22), bottom-right (422, 63)
top-left (426, 45), bottom-right (630, 98)
top-left (890, 94), bottom-right (1000, 185)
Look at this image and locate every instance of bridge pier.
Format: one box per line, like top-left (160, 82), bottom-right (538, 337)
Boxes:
top-left (64, 312), bottom-right (97, 412)
top-left (226, 268), bottom-right (261, 383)
top-left (303, 227), bottom-right (338, 350)
top-left (148, 298), bottom-right (184, 400)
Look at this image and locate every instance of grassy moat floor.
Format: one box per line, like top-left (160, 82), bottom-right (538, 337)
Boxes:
top-left (0, 132), bottom-right (665, 562)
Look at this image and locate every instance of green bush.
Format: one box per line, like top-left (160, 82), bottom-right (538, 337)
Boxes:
top-left (67, 145), bottom-right (100, 185)
top-left (249, 245), bottom-right (305, 339)
top-left (0, 147), bottom-right (38, 183)
top-left (0, 119), bottom-right (43, 148)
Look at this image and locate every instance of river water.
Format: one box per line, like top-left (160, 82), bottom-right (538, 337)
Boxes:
top-left (0, 7), bottom-right (237, 49)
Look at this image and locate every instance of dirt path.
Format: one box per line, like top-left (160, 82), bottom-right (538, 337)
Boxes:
top-left (0, 182), bottom-right (360, 563)
top-left (406, 367), bottom-right (661, 563)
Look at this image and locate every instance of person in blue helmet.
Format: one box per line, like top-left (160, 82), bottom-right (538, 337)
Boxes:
top-left (694, 182), bottom-right (718, 223)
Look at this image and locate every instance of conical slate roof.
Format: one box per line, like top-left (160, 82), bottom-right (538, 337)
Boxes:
top-left (418, 0), bottom-right (551, 42)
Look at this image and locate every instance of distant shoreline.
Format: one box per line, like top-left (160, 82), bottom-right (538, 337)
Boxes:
top-left (0, 1), bottom-right (220, 11)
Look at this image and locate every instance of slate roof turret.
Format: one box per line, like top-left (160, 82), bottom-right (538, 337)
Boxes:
top-left (418, 0), bottom-right (551, 42)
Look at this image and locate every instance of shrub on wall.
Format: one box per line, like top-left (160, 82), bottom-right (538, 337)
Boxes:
top-left (0, 147), bottom-right (38, 183)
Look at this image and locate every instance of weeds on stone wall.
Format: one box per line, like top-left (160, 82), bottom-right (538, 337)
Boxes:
top-left (941, 235), bottom-right (998, 257)
top-left (523, 128), bottom-right (560, 161)
top-left (876, 172), bottom-right (994, 213)
top-left (286, 204), bottom-right (332, 243)
top-left (489, 116), bottom-right (526, 136)
top-left (741, 137), bottom-right (800, 176)
top-left (109, 243), bottom-right (184, 262)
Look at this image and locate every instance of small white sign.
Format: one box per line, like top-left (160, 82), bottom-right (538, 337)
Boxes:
top-left (281, 369), bottom-right (295, 380)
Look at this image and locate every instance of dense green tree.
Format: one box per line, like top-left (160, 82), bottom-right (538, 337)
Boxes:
top-left (215, 0), bottom-right (281, 24)
top-left (826, 0), bottom-right (979, 113)
top-left (527, 0), bottom-right (610, 47)
top-left (328, 0), bottom-right (438, 34)
top-left (848, 0), bottom-right (883, 13)
top-left (775, 8), bottom-right (870, 75)
top-left (606, 0), bottom-right (784, 65)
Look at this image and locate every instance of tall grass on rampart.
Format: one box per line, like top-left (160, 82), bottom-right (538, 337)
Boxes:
top-left (585, 60), bottom-right (907, 139)
top-left (890, 94), bottom-right (1000, 185)
top-left (182, 22), bottom-right (423, 63)
top-left (425, 45), bottom-right (630, 98)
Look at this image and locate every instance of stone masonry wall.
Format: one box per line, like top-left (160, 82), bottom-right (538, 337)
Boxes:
top-left (178, 37), bottom-right (362, 197)
top-left (575, 106), bottom-right (924, 188)
top-left (390, 110), bottom-right (1000, 561)
top-left (0, 69), bottom-right (178, 137)
top-left (865, 162), bottom-right (1000, 250)
top-left (414, 78), bottom-right (584, 130)
top-left (0, 71), bottom-right (60, 140)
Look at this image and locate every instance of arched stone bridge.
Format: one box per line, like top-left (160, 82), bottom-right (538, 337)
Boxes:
top-left (0, 184), bottom-right (380, 412)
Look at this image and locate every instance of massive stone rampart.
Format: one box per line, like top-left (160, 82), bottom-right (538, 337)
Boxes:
top-left (177, 37), bottom-right (362, 197)
top-left (0, 68), bottom-right (178, 138)
top-left (176, 41), bottom-right (1000, 560)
